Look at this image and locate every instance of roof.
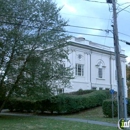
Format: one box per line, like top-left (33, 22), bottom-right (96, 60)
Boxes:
top-left (68, 37), bottom-right (126, 58)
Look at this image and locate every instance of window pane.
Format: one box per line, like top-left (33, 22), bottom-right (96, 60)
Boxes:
top-left (81, 65), bottom-right (84, 76)
top-left (75, 64), bottom-right (77, 75)
top-left (98, 68), bottom-right (102, 78)
top-left (92, 87), bottom-right (96, 90)
top-left (75, 64), bottom-right (84, 76)
top-left (78, 65), bottom-right (81, 75)
top-left (115, 70), bottom-right (117, 80)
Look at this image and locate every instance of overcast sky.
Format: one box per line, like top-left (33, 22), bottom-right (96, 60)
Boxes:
top-left (54, 0), bottom-right (130, 63)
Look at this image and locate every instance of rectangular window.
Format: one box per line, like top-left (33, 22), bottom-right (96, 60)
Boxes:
top-left (75, 64), bottom-right (84, 76)
top-left (92, 87), bottom-right (96, 90)
top-left (98, 68), bottom-right (103, 78)
top-left (99, 87), bottom-right (103, 90)
top-left (115, 70), bottom-right (117, 80)
top-left (59, 63), bottom-right (65, 76)
top-left (57, 88), bottom-right (64, 94)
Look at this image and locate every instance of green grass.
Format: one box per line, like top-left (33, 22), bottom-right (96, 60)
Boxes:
top-left (63, 106), bottom-right (118, 124)
top-left (0, 115), bottom-right (117, 130)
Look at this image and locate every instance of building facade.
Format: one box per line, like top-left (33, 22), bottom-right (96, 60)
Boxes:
top-left (64, 37), bottom-right (127, 96)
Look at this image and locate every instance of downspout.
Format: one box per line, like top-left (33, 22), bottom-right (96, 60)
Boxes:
top-left (90, 51), bottom-right (92, 89)
top-left (110, 55), bottom-right (112, 89)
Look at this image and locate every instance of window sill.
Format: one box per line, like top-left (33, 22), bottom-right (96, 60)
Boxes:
top-left (75, 75), bottom-right (84, 78)
top-left (96, 78), bottom-right (105, 80)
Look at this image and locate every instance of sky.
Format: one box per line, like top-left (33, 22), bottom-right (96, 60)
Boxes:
top-left (54, 0), bottom-right (130, 63)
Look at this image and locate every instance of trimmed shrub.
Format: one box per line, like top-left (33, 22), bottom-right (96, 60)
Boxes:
top-left (7, 99), bottom-right (35, 112)
top-left (5, 90), bottom-right (110, 114)
top-left (102, 99), bottom-right (118, 117)
top-left (102, 98), bottom-right (130, 117)
top-left (0, 99), bottom-right (9, 109)
top-left (36, 90), bottom-right (110, 114)
top-left (127, 99), bottom-right (130, 116)
top-left (67, 89), bottom-right (95, 95)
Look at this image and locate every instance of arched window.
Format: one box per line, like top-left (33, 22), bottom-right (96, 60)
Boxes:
top-left (96, 60), bottom-right (105, 79)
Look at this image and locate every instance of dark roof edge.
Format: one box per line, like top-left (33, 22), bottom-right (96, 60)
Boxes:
top-left (68, 42), bottom-right (127, 58)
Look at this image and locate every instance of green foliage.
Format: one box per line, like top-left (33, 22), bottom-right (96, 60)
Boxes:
top-left (126, 65), bottom-right (130, 97)
top-left (2, 91), bottom-right (109, 113)
top-left (6, 90), bottom-right (110, 114)
top-left (102, 98), bottom-right (130, 117)
top-left (102, 99), bottom-right (118, 117)
top-left (66, 89), bottom-right (96, 95)
top-left (6, 99), bottom-right (35, 112)
top-left (0, 0), bottom-right (73, 111)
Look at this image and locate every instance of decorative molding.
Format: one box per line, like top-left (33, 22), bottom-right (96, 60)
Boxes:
top-left (110, 55), bottom-right (115, 60)
top-left (70, 49), bottom-right (75, 52)
top-left (78, 54), bottom-right (82, 60)
top-left (69, 42), bottom-right (126, 58)
top-left (95, 60), bottom-right (106, 67)
top-left (121, 59), bottom-right (127, 62)
top-left (96, 78), bottom-right (105, 80)
top-left (84, 50), bottom-right (92, 55)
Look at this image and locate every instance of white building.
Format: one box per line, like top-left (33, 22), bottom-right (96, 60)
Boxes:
top-left (64, 37), bottom-right (127, 96)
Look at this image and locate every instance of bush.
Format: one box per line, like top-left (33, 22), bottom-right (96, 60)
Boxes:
top-left (5, 90), bottom-right (110, 114)
top-left (35, 90), bottom-right (110, 114)
top-left (7, 99), bottom-right (35, 112)
top-left (102, 98), bottom-right (130, 117)
top-left (0, 99), bottom-right (9, 109)
top-left (65, 89), bottom-right (95, 95)
top-left (102, 99), bottom-right (118, 117)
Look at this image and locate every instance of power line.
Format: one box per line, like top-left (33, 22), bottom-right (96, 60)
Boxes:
top-left (66, 24), bottom-right (106, 31)
top-left (64, 30), bottom-right (113, 38)
top-left (1, 20), bottom-right (130, 39)
top-left (0, 20), bottom-right (113, 38)
top-left (117, 3), bottom-right (130, 14)
top-left (62, 13), bottom-right (111, 21)
top-left (103, 3), bottom-right (112, 46)
top-left (118, 7), bottom-right (130, 14)
top-left (84, 0), bottom-right (106, 4)
top-left (66, 24), bottom-right (130, 38)
top-left (118, 32), bottom-right (130, 37)
top-left (117, 4), bottom-right (130, 14)
top-left (117, 2), bottom-right (130, 7)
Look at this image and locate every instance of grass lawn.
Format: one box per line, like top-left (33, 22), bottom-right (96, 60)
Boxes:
top-left (63, 106), bottom-right (118, 124)
top-left (0, 115), bottom-right (117, 130)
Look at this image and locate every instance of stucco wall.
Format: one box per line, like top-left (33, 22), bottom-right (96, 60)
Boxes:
top-left (64, 43), bottom-right (127, 96)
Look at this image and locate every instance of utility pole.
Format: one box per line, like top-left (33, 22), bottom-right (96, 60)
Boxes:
top-left (111, 0), bottom-right (124, 119)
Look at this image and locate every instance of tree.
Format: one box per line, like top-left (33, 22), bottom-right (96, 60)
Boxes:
top-left (0, 0), bottom-right (73, 112)
top-left (126, 63), bottom-right (130, 88)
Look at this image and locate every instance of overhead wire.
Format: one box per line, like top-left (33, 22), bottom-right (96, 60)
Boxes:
top-left (84, 0), bottom-right (106, 4)
top-left (61, 13), bottom-right (111, 21)
top-left (116, 2), bottom-right (130, 14)
top-left (0, 20), bottom-right (130, 39)
top-left (0, 20), bottom-right (113, 39)
top-left (117, 4), bottom-right (130, 14)
top-left (100, 3), bottom-right (112, 61)
top-left (103, 3), bottom-right (112, 45)
top-left (66, 24), bottom-right (106, 32)
top-left (67, 24), bottom-right (130, 38)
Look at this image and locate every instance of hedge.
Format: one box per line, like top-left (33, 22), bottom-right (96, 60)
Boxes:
top-left (35, 90), bottom-right (110, 114)
top-left (6, 99), bottom-right (35, 112)
top-left (66, 89), bottom-right (95, 95)
top-left (5, 90), bottom-right (110, 114)
top-left (102, 98), bottom-right (130, 117)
